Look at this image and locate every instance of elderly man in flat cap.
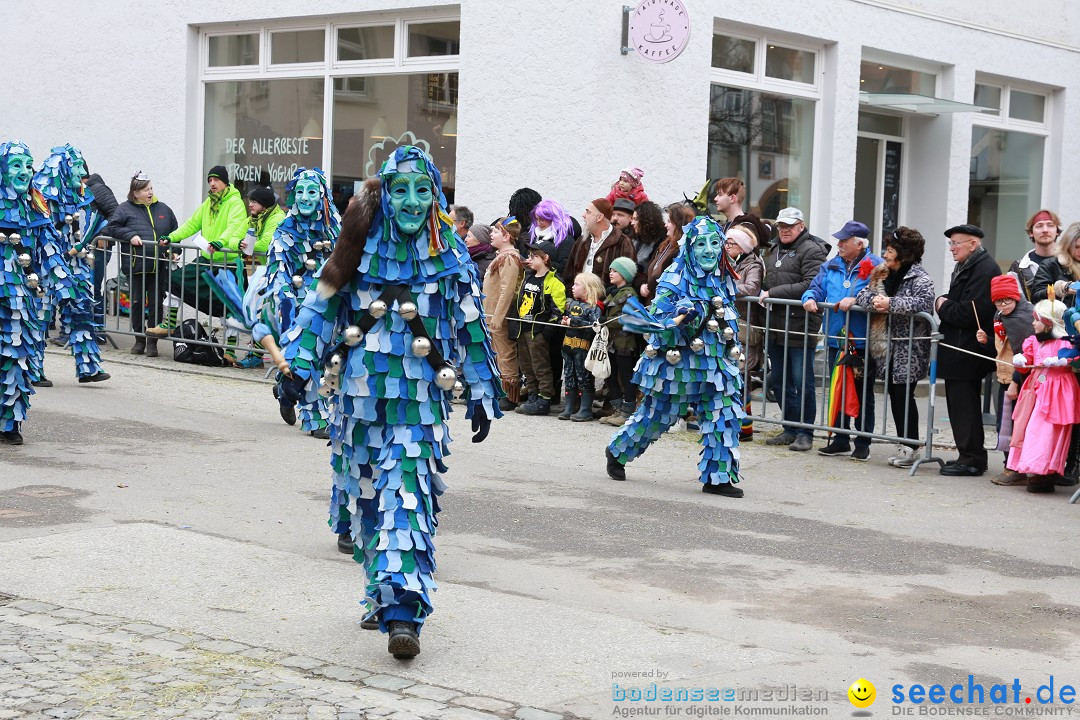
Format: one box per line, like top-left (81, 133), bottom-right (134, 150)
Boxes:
top-left (935, 224), bottom-right (1000, 477)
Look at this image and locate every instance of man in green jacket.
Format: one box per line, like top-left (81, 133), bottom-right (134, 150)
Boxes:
top-left (147, 165), bottom-right (247, 338)
top-left (246, 185), bottom-right (285, 268)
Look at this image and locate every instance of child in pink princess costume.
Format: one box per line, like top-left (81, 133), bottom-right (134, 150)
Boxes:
top-left (1006, 297), bottom-right (1080, 493)
top-left (605, 167), bottom-right (649, 206)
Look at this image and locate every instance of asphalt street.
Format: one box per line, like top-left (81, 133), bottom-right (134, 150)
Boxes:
top-left (0, 345), bottom-right (1077, 718)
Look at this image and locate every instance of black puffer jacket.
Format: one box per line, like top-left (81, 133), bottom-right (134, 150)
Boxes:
top-left (107, 200), bottom-right (178, 274)
top-left (85, 174), bottom-right (119, 221)
top-left (936, 248), bottom-right (1000, 380)
top-left (1031, 256), bottom-right (1078, 303)
top-left (761, 229), bottom-right (830, 346)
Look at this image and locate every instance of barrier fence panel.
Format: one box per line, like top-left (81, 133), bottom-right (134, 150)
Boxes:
top-left (737, 296), bottom-right (945, 476)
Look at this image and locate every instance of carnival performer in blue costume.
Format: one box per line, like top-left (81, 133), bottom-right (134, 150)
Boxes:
top-left (265, 168), bottom-right (341, 439)
top-left (605, 216), bottom-right (745, 497)
top-left (32, 145), bottom-right (110, 383)
top-left (279, 146), bottom-right (502, 659)
top-left (0, 141), bottom-right (48, 444)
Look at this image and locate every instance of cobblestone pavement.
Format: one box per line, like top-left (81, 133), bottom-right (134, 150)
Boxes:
top-left (0, 598), bottom-right (567, 720)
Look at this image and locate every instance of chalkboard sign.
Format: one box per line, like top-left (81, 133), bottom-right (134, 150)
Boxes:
top-left (882, 141), bottom-right (902, 234)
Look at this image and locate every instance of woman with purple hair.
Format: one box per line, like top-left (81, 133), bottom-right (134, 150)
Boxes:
top-left (530, 198), bottom-right (579, 277)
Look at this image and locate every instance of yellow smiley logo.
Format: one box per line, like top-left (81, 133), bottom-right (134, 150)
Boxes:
top-left (848, 678), bottom-right (876, 708)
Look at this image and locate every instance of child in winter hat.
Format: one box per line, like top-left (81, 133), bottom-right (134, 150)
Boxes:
top-left (605, 166), bottom-right (649, 206)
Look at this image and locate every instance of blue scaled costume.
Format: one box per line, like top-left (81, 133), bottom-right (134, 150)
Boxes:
top-left (280, 146), bottom-right (501, 656)
top-left (0, 141), bottom-right (48, 440)
top-left (265, 168), bottom-right (341, 433)
top-left (607, 216), bottom-right (745, 492)
top-left (31, 145), bottom-right (108, 380)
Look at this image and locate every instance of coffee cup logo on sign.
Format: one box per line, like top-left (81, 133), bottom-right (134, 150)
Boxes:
top-left (629, 0), bottom-right (690, 64)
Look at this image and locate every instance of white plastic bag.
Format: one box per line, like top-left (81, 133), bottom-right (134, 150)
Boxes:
top-left (585, 324), bottom-right (611, 380)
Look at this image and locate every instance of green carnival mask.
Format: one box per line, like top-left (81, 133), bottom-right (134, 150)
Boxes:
top-left (388, 171), bottom-right (434, 238)
top-left (294, 178), bottom-right (321, 217)
top-left (6, 151), bottom-right (33, 194)
top-left (691, 233), bottom-right (724, 273)
top-left (68, 157), bottom-right (87, 191)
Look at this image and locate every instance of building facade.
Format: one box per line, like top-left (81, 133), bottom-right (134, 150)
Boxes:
top-left (5, 0), bottom-right (1078, 285)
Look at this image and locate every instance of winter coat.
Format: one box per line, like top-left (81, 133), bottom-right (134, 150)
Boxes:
top-left (992, 299), bottom-right (1035, 385)
top-left (249, 205), bottom-right (286, 265)
top-left (801, 250), bottom-right (883, 348)
top-left (85, 174), bottom-right (119, 221)
top-left (1009, 249), bottom-right (1056, 303)
top-left (468, 243), bottom-right (497, 280)
top-left (1031, 256), bottom-right (1079, 303)
top-left (106, 199), bottom-right (178, 274)
top-left (855, 262), bottom-right (935, 384)
top-left (604, 284), bottom-right (641, 355)
top-left (605, 184), bottom-right (649, 207)
top-left (762, 229), bottom-right (830, 346)
top-left (734, 251), bottom-right (766, 373)
top-left (936, 248), bottom-right (1001, 381)
top-left (168, 185), bottom-right (248, 262)
top-left (482, 249), bottom-right (524, 338)
top-left (642, 239), bottom-right (679, 299)
top-left (564, 224), bottom-right (634, 288)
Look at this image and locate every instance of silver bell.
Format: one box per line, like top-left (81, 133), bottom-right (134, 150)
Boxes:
top-left (452, 380), bottom-right (464, 399)
top-left (665, 349), bottom-right (682, 365)
top-left (8, 233), bottom-right (21, 245)
top-left (77, 249), bottom-right (88, 258)
top-left (713, 306), bottom-right (724, 319)
top-left (643, 344), bottom-right (657, 358)
top-left (73, 231), bottom-right (82, 241)
top-left (737, 352), bottom-right (746, 369)
top-left (711, 296), bottom-right (725, 310)
top-left (727, 344), bottom-right (741, 361)
top-left (690, 337), bottom-right (705, 353)
top-left (317, 378), bottom-right (334, 398)
top-left (312, 241), bottom-right (324, 252)
top-left (722, 326), bottom-right (735, 342)
top-left (434, 365), bottom-right (457, 391)
top-left (398, 301), bottom-right (418, 321)
top-left (64, 214), bottom-right (73, 225)
top-left (17, 253), bottom-right (31, 268)
top-left (706, 319), bottom-right (720, 333)
top-left (368, 299), bottom-right (387, 319)
top-left (292, 274), bottom-right (304, 288)
top-left (342, 325), bottom-right (362, 347)
top-left (86, 254), bottom-right (94, 267)
top-left (304, 258), bottom-right (317, 272)
top-left (411, 337), bottom-right (432, 357)
top-left (0, 233), bottom-right (7, 243)
top-left (26, 273), bottom-right (40, 289)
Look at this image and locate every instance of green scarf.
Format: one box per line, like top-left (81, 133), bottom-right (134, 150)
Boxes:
top-left (207, 189), bottom-right (225, 217)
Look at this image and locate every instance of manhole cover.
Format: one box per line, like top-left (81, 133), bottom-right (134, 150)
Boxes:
top-left (0, 508), bottom-right (38, 519)
top-left (16, 487), bottom-right (75, 499)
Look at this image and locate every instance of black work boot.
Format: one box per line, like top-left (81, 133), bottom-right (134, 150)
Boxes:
top-left (145, 338), bottom-right (159, 358)
top-left (1, 426), bottom-right (24, 446)
top-left (273, 385), bottom-right (297, 426)
top-left (605, 447), bottom-right (626, 480)
top-left (702, 482), bottom-right (744, 498)
top-left (387, 620), bottom-right (421, 659)
top-left (337, 532), bottom-right (354, 555)
top-left (31, 377), bottom-right (53, 388)
top-left (130, 337), bottom-right (145, 355)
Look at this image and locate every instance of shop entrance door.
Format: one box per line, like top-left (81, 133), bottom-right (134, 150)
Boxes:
top-left (853, 112), bottom-right (904, 253)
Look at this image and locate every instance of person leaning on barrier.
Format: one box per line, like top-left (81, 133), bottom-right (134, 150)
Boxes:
top-left (759, 207), bottom-right (830, 452)
top-left (146, 165), bottom-right (247, 339)
top-left (802, 220), bottom-right (883, 461)
top-left (725, 214), bottom-right (768, 442)
top-left (934, 224), bottom-right (1000, 477)
top-left (1030, 221), bottom-right (1080, 304)
top-left (245, 185), bottom-right (285, 270)
top-left (855, 227), bottom-right (935, 469)
top-left (104, 171), bottom-right (178, 357)
top-left (1010, 209), bottom-right (1061, 302)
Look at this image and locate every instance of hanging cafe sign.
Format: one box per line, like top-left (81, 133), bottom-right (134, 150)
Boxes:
top-left (623, 0), bottom-right (690, 64)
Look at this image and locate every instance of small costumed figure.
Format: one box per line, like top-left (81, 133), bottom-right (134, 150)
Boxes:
top-left (31, 145), bottom-right (110, 383)
top-left (0, 141), bottom-right (48, 444)
top-left (605, 215), bottom-right (745, 497)
top-left (264, 168), bottom-right (341, 438)
top-left (279, 146), bottom-right (502, 659)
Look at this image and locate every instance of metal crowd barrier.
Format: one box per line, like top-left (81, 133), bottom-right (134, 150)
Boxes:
top-left (92, 235), bottom-right (268, 357)
top-left (736, 296), bottom-right (946, 475)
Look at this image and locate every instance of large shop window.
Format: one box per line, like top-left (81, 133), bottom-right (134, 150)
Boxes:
top-left (200, 16), bottom-right (459, 214)
top-left (706, 85), bottom-right (815, 222)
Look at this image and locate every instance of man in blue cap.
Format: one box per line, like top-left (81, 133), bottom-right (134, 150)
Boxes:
top-left (802, 220), bottom-right (883, 460)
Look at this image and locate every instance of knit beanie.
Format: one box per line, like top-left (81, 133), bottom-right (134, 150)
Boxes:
top-left (1033, 299), bottom-right (1067, 339)
top-left (591, 198), bottom-right (613, 221)
top-left (468, 223), bottom-right (492, 246)
top-left (609, 256), bottom-right (636, 283)
top-left (990, 275), bottom-right (1021, 303)
top-left (207, 165), bottom-right (229, 184)
top-left (728, 227), bottom-right (755, 255)
top-left (249, 185), bottom-right (275, 208)
top-left (620, 167), bottom-right (644, 185)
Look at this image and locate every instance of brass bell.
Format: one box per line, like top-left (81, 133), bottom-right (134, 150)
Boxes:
top-left (368, 299), bottom-right (387, 319)
top-left (26, 273), bottom-right (39, 289)
top-left (292, 274), bottom-right (304, 288)
top-left (17, 253), bottom-right (31, 268)
top-left (690, 337), bottom-right (705, 353)
top-left (643, 344), bottom-right (657, 358)
top-left (411, 337), bottom-right (432, 357)
top-left (706, 319), bottom-right (720, 333)
top-left (435, 365), bottom-right (457, 390)
top-left (398, 301), bottom-right (418, 321)
top-left (722, 326), bottom-right (735, 342)
top-left (304, 258), bottom-right (317, 272)
top-left (665, 349), bottom-right (682, 365)
top-left (342, 325), bottom-right (362, 347)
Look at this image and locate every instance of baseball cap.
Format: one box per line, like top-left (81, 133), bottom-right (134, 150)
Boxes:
top-left (832, 220), bottom-right (870, 240)
top-left (775, 207), bottom-right (804, 226)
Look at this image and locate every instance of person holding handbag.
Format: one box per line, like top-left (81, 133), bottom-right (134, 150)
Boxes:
top-left (483, 217), bottom-right (526, 411)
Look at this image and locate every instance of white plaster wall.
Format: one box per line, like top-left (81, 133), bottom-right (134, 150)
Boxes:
top-left (2, 0), bottom-right (1078, 290)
